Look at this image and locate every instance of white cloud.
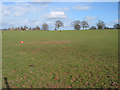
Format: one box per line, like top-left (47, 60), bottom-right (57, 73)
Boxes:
top-left (2, 10), bottom-right (11, 16)
top-left (73, 5), bottom-right (91, 10)
top-left (113, 20), bottom-right (118, 24)
top-left (2, 2), bottom-right (49, 28)
top-left (3, 3), bottom-right (28, 16)
top-left (35, 21), bottom-right (41, 25)
top-left (12, 3), bottom-right (37, 16)
top-left (106, 20), bottom-right (119, 27)
top-left (57, 7), bottom-right (69, 11)
top-left (13, 11), bottom-right (23, 16)
top-left (83, 16), bottom-right (99, 26)
top-left (84, 16), bottom-right (98, 22)
top-left (2, 2), bottom-right (48, 17)
top-left (45, 11), bottom-right (67, 19)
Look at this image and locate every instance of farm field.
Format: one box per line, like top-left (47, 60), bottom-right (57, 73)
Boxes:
top-left (2, 30), bottom-right (118, 88)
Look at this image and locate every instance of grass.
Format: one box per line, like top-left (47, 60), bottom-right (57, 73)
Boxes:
top-left (2, 30), bottom-right (118, 88)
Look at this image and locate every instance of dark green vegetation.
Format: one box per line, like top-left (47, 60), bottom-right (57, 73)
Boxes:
top-left (2, 30), bottom-right (118, 88)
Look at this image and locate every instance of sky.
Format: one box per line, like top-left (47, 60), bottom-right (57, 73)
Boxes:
top-left (1, 0), bottom-right (119, 2)
top-left (1, 2), bottom-right (118, 30)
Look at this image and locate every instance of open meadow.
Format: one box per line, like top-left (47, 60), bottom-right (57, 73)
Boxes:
top-left (2, 30), bottom-right (118, 88)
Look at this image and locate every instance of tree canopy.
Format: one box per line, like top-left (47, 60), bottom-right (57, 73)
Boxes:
top-left (71, 20), bottom-right (81, 30)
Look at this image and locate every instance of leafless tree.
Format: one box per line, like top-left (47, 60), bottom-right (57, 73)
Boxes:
top-left (113, 24), bottom-right (120, 29)
top-left (89, 26), bottom-right (96, 30)
top-left (55, 20), bottom-right (64, 30)
top-left (28, 27), bottom-right (32, 30)
top-left (34, 25), bottom-right (40, 30)
top-left (23, 26), bottom-right (28, 30)
top-left (71, 20), bottom-right (81, 30)
top-left (81, 21), bottom-right (89, 30)
top-left (104, 26), bottom-right (109, 29)
top-left (20, 26), bottom-right (24, 30)
top-left (42, 23), bottom-right (49, 30)
top-left (96, 20), bottom-right (105, 29)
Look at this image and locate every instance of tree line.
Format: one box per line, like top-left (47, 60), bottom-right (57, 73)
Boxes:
top-left (9, 20), bottom-right (120, 30)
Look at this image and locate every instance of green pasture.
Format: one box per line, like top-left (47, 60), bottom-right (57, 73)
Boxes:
top-left (2, 30), bottom-right (118, 88)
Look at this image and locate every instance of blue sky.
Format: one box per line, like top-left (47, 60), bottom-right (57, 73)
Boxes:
top-left (2, 2), bottom-right (118, 30)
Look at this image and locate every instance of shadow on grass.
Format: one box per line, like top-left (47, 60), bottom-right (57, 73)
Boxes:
top-left (3, 77), bottom-right (10, 90)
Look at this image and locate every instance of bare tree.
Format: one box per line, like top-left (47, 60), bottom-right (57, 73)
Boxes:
top-left (81, 21), bottom-right (89, 30)
top-left (32, 28), bottom-right (35, 30)
top-left (23, 25), bottom-right (28, 30)
top-left (15, 27), bottom-right (19, 30)
top-left (35, 25), bottom-right (40, 30)
top-left (28, 27), bottom-right (32, 30)
top-left (20, 26), bottom-right (24, 30)
top-left (55, 20), bottom-right (64, 30)
top-left (113, 24), bottom-right (120, 29)
top-left (42, 23), bottom-right (49, 30)
top-left (71, 20), bottom-right (81, 30)
top-left (104, 26), bottom-right (109, 29)
top-left (17, 27), bottom-right (19, 30)
top-left (54, 27), bottom-right (57, 31)
top-left (89, 26), bottom-right (96, 30)
top-left (96, 20), bottom-right (105, 29)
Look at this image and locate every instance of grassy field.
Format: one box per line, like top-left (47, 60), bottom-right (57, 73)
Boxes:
top-left (2, 30), bottom-right (118, 88)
